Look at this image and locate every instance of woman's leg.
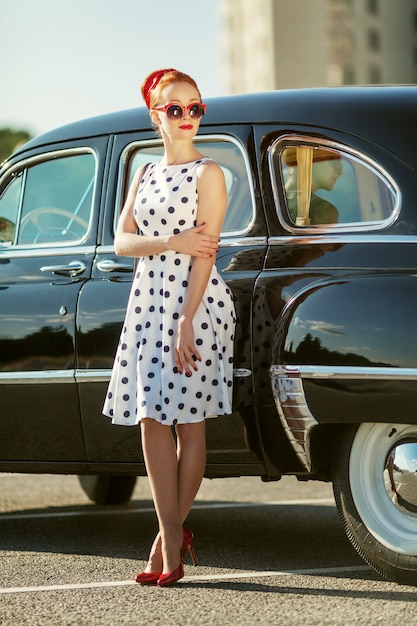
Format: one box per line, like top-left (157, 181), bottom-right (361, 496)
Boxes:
top-left (176, 421), bottom-right (206, 521)
top-left (140, 419), bottom-right (206, 574)
top-left (140, 418), bottom-right (183, 574)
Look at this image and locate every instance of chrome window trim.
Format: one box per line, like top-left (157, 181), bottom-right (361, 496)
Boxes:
top-left (267, 134), bottom-right (401, 235)
top-left (270, 364), bottom-right (417, 471)
top-left (219, 236), bottom-right (267, 247)
top-left (267, 233), bottom-right (417, 246)
top-left (114, 134), bottom-right (257, 238)
top-left (0, 147), bottom-right (99, 250)
top-left (0, 245), bottom-right (96, 259)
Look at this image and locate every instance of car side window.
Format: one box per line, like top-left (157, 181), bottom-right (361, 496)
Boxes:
top-left (116, 137), bottom-right (255, 236)
top-left (0, 174), bottom-right (22, 244)
top-left (269, 138), bottom-right (400, 232)
top-left (0, 151), bottom-right (96, 246)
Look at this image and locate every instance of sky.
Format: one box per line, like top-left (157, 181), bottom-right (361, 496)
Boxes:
top-left (0, 0), bottom-right (222, 137)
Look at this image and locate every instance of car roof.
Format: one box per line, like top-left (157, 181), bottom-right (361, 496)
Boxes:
top-left (10, 85), bottom-right (417, 161)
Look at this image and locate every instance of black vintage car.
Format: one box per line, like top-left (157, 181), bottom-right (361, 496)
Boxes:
top-left (1, 86), bottom-right (417, 585)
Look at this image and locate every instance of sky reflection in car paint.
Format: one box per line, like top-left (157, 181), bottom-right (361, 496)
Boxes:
top-left (284, 279), bottom-right (417, 368)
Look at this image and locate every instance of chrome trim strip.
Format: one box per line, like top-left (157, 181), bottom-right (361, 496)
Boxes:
top-left (95, 244), bottom-right (116, 255)
top-left (269, 364), bottom-right (417, 471)
top-left (293, 365), bottom-right (417, 381)
top-left (269, 365), bottom-right (318, 471)
top-left (267, 134), bottom-right (401, 235)
top-left (267, 233), bottom-right (417, 246)
top-left (76, 368), bottom-right (254, 382)
top-left (0, 370), bottom-right (75, 384)
top-left (0, 367), bottom-right (255, 386)
top-left (96, 237), bottom-right (267, 258)
top-left (0, 370), bottom-right (111, 384)
top-left (0, 245), bottom-right (96, 259)
top-left (76, 369), bottom-right (112, 383)
top-left (0, 148), bottom-right (95, 178)
top-left (219, 236), bottom-right (267, 248)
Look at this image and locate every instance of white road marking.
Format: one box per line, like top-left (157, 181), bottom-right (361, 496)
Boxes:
top-left (0, 566), bottom-right (369, 595)
top-left (0, 498), bottom-right (359, 596)
top-left (0, 498), bottom-right (335, 521)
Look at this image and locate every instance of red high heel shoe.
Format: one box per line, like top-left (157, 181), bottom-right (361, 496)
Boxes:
top-left (157, 527), bottom-right (197, 587)
top-left (157, 562), bottom-right (184, 587)
top-left (135, 571), bottom-right (161, 585)
top-left (182, 526), bottom-right (198, 566)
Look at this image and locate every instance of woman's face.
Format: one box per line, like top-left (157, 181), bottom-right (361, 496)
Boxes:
top-left (312, 159), bottom-right (343, 192)
top-left (151, 81), bottom-right (202, 140)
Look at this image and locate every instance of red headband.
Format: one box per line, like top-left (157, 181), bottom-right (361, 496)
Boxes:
top-left (142, 68), bottom-right (177, 108)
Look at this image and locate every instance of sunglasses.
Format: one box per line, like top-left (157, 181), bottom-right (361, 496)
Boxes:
top-left (153, 102), bottom-right (207, 120)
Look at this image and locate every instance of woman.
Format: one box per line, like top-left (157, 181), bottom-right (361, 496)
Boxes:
top-left (103, 68), bottom-right (236, 587)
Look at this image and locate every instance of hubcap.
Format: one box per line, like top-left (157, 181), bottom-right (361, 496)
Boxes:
top-left (384, 441), bottom-right (417, 515)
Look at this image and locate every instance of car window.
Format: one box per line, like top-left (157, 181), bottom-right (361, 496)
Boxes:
top-left (269, 138), bottom-right (400, 232)
top-left (117, 137), bottom-right (255, 236)
top-left (0, 151), bottom-right (96, 246)
top-left (0, 174), bottom-right (22, 244)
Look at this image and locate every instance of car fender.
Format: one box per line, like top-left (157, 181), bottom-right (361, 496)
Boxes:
top-left (269, 273), bottom-right (417, 471)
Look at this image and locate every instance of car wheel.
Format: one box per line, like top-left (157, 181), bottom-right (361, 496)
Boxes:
top-left (332, 422), bottom-right (417, 585)
top-left (78, 475), bottom-right (137, 505)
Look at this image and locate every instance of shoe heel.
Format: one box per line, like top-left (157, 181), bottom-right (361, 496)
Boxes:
top-left (187, 543), bottom-right (198, 566)
top-left (182, 526), bottom-right (198, 566)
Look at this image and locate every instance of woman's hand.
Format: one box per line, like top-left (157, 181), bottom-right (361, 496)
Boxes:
top-left (169, 223), bottom-right (219, 258)
top-left (174, 316), bottom-right (201, 376)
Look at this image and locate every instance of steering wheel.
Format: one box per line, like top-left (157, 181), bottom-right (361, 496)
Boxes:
top-left (20, 207), bottom-right (89, 243)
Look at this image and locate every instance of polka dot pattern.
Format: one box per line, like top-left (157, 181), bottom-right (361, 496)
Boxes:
top-left (103, 158), bottom-right (236, 426)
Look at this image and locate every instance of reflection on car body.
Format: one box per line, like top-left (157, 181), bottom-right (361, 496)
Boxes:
top-left (1, 86), bottom-right (417, 585)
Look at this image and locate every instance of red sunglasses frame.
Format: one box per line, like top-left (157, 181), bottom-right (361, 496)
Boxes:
top-left (153, 102), bottom-right (207, 119)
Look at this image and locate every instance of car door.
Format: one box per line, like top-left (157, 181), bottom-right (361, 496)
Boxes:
top-left (77, 127), bottom-right (268, 477)
top-left (251, 124), bottom-right (413, 475)
top-left (0, 139), bottom-right (108, 463)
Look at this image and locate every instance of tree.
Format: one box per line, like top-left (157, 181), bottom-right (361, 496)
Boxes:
top-left (0, 128), bottom-right (32, 164)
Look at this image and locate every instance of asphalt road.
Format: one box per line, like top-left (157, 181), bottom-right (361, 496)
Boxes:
top-left (1, 473), bottom-right (416, 625)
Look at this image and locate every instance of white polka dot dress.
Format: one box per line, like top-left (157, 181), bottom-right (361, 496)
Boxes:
top-left (103, 158), bottom-right (236, 426)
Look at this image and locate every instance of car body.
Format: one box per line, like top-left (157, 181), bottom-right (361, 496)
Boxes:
top-left (1, 85), bottom-right (417, 584)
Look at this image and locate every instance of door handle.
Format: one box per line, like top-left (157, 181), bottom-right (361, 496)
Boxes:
top-left (40, 261), bottom-right (87, 276)
top-left (233, 368), bottom-right (252, 378)
top-left (96, 259), bottom-right (133, 273)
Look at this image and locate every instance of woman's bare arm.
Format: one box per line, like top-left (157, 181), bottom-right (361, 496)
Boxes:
top-left (114, 165), bottom-right (219, 259)
top-left (174, 161), bottom-right (228, 375)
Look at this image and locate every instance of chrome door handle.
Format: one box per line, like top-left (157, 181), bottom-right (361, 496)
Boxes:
top-left (96, 259), bottom-right (133, 273)
top-left (40, 261), bottom-right (87, 276)
top-left (233, 368), bottom-right (252, 378)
